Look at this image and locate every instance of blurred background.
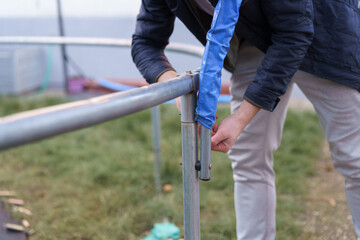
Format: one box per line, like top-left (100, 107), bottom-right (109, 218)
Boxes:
top-left (0, 0), bottom-right (206, 93)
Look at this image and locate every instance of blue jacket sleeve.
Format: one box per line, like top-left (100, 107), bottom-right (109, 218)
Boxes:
top-left (131, 0), bottom-right (176, 84)
top-left (244, 0), bottom-right (314, 111)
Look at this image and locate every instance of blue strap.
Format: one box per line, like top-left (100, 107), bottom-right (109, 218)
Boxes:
top-left (195, 0), bottom-right (243, 129)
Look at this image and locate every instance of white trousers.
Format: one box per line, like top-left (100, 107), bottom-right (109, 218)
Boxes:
top-left (228, 43), bottom-right (360, 240)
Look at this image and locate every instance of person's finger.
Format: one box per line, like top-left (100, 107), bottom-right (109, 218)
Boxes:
top-left (198, 123), bottom-right (217, 136)
top-left (213, 120), bottom-right (218, 133)
top-left (211, 130), bottom-right (225, 145)
top-left (211, 141), bottom-right (229, 153)
top-left (211, 143), bottom-right (222, 152)
top-left (213, 115), bottom-right (219, 132)
top-left (174, 97), bottom-right (181, 112)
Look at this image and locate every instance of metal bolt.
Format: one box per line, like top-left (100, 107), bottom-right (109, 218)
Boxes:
top-left (195, 161), bottom-right (201, 171)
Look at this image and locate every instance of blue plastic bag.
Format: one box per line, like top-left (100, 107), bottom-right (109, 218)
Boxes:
top-left (142, 222), bottom-right (180, 240)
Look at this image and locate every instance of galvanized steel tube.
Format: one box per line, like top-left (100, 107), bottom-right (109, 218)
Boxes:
top-left (200, 126), bottom-right (212, 181)
top-left (0, 74), bottom-right (195, 150)
top-left (181, 77), bottom-right (200, 240)
top-left (152, 106), bottom-right (162, 193)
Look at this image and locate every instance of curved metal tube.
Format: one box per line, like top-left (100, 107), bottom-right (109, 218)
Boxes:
top-left (0, 36), bottom-right (204, 58)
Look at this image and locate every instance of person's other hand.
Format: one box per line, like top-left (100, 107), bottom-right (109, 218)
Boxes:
top-left (157, 70), bottom-right (181, 112)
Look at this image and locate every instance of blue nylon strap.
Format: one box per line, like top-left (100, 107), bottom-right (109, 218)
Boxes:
top-left (195, 0), bottom-right (243, 129)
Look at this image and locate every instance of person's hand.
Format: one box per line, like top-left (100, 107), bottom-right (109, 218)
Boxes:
top-left (211, 113), bottom-right (242, 152)
top-left (157, 70), bottom-right (181, 112)
top-left (211, 100), bottom-right (261, 153)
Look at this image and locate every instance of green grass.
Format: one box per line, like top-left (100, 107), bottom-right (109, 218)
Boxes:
top-left (0, 96), bottom-right (323, 239)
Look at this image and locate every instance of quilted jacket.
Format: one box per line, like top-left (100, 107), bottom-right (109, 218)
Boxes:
top-left (132, 0), bottom-right (360, 110)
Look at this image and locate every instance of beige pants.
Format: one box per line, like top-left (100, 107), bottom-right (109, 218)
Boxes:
top-left (229, 42), bottom-right (360, 240)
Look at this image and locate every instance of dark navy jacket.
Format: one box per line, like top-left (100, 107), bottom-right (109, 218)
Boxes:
top-left (132, 0), bottom-right (360, 111)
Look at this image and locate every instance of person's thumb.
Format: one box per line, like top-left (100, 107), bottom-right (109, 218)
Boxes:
top-left (211, 129), bottom-right (225, 147)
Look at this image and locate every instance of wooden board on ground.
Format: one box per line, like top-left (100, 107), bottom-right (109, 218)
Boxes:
top-left (0, 205), bottom-right (26, 240)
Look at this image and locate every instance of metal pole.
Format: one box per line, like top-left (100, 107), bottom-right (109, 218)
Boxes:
top-left (199, 126), bottom-right (212, 181)
top-left (0, 37), bottom-right (204, 58)
top-left (56, 0), bottom-right (69, 93)
top-left (181, 74), bottom-right (200, 240)
top-left (152, 106), bottom-right (162, 193)
top-left (0, 74), bottom-right (195, 150)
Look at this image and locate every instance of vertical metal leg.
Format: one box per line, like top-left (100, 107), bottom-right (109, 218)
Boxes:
top-left (181, 91), bottom-right (200, 240)
top-left (152, 106), bottom-right (162, 194)
top-left (199, 126), bottom-right (211, 181)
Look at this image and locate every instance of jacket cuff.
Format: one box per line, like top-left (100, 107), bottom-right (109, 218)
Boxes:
top-left (146, 62), bottom-right (175, 84)
top-left (244, 83), bottom-right (280, 112)
top-left (155, 68), bottom-right (176, 82)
